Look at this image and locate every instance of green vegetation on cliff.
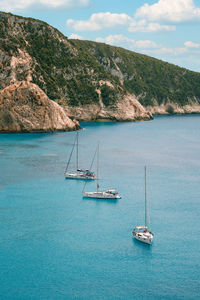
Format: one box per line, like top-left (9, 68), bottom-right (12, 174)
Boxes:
top-left (72, 40), bottom-right (200, 107)
top-left (0, 12), bottom-right (120, 106)
top-left (1, 11), bottom-right (200, 110)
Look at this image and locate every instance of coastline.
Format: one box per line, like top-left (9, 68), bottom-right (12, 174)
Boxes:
top-left (2, 112), bottom-right (200, 133)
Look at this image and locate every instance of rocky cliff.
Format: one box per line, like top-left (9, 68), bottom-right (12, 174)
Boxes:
top-left (65, 84), bottom-right (152, 121)
top-left (1, 11), bottom-right (200, 131)
top-left (73, 40), bottom-right (200, 112)
top-left (0, 81), bottom-right (79, 132)
top-left (0, 11), bottom-right (153, 126)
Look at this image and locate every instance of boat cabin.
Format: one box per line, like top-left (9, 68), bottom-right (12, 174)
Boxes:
top-left (106, 189), bottom-right (118, 195)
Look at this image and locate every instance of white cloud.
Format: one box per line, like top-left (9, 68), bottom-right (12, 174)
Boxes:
top-left (135, 40), bottom-right (158, 49)
top-left (67, 11), bottom-right (176, 33)
top-left (68, 33), bottom-right (83, 39)
top-left (95, 35), bottom-right (200, 63)
top-left (148, 47), bottom-right (188, 56)
top-left (184, 41), bottom-right (200, 48)
top-left (66, 1), bottom-right (200, 33)
top-left (135, 0), bottom-right (200, 23)
top-left (67, 12), bottom-right (131, 31)
top-left (0, 0), bottom-right (89, 12)
top-left (96, 34), bottom-right (159, 50)
top-left (129, 19), bottom-right (175, 32)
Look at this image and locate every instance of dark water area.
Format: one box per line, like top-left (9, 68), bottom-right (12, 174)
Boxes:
top-left (0, 115), bottom-right (200, 299)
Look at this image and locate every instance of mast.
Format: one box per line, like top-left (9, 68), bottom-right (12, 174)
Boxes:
top-left (145, 166), bottom-right (147, 229)
top-left (76, 132), bottom-right (79, 170)
top-left (96, 143), bottom-right (99, 192)
top-left (64, 134), bottom-right (77, 174)
top-left (82, 145), bottom-right (97, 193)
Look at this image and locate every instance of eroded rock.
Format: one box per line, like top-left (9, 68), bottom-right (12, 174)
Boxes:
top-left (0, 81), bottom-right (79, 132)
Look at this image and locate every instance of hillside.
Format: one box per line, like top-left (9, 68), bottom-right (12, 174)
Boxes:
top-left (72, 39), bottom-right (200, 113)
top-left (1, 11), bottom-right (200, 129)
top-left (0, 81), bottom-right (79, 132)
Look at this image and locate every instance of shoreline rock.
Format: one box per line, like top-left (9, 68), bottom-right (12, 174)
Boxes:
top-left (1, 81), bottom-right (199, 134)
top-left (65, 93), bottom-right (153, 122)
top-left (0, 81), bottom-right (80, 133)
top-left (146, 103), bottom-right (200, 115)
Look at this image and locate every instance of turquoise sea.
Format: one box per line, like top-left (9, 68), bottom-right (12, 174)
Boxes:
top-left (0, 115), bottom-right (200, 300)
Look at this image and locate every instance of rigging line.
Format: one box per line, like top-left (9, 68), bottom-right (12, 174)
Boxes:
top-left (82, 179), bottom-right (87, 194)
top-left (64, 133), bottom-right (77, 174)
top-left (82, 144), bottom-right (98, 193)
top-left (145, 166), bottom-right (147, 228)
top-left (148, 201), bottom-right (151, 232)
top-left (147, 180), bottom-right (151, 232)
top-left (76, 131), bottom-right (78, 170)
top-left (96, 143), bottom-right (99, 192)
top-left (145, 166), bottom-right (151, 231)
top-left (89, 144), bottom-right (98, 171)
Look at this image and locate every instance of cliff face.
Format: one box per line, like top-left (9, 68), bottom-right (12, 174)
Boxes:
top-left (65, 93), bottom-right (152, 121)
top-left (1, 11), bottom-right (200, 131)
top-left (73, 40), bottom-right (200, 112)
top-left (0, 81), bottom-right (79, 132)
top-left (0, 12), bottom-right (152, 124)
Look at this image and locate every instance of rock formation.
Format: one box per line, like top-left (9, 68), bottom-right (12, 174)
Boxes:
top-left (1, 11), bottom-right (200, 131)
top-left (65, 92), bottom-right (152, 121)
top-left (0, 81), bottom-right (79, 132)
top-left (146, 101), bottom-right (200, 115)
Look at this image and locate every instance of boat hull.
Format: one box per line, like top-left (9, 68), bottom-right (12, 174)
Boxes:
top-left (65, 173), bottom-right (95, 180)
top-left (132, 231), bottom-right (153, 245)
top-left (82, 192), bottom-right (121, 199)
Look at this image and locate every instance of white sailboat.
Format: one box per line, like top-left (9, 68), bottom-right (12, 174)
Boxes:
top-left (82, 144), bottom-right (121, 199)
top-left (132, 166), bottom-right (154, 245)
top-left (65, 132), bottom-right (95, 180)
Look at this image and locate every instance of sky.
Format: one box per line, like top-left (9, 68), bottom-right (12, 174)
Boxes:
top-left (1, 0), bottom-right (200, 72)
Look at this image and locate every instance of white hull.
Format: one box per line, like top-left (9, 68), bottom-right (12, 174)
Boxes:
top-left (132, 167), bottom-right (154, 245)
top-left (83, 191), bottom-right (121, 199)
top-left (133, 231), bottom-right (153, 245)
top-left (64, 132), bottom-right (96, 180)
top-left (65, 173), bottom-right (95, 180)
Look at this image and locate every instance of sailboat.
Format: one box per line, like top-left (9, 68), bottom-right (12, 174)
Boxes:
top-left (64, 132), bottom-right (95, 180)
top-left (132, 166), bottom-right (154, 245)
top-left (82, 144), bottom-right (121, 199)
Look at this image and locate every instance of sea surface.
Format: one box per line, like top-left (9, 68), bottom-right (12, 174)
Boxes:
top-left (0, 115), bottom-right (200, 300)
